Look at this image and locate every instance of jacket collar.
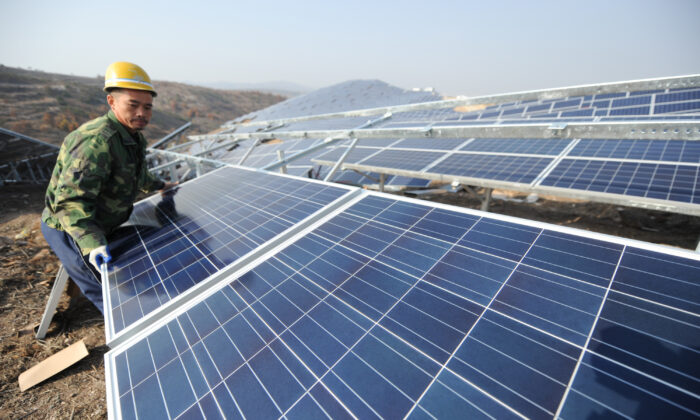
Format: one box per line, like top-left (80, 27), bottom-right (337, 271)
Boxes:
top-left (107, 110), bottom-right (144, 146)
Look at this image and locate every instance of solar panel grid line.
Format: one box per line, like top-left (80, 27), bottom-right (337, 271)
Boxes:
top-left (556, 155), bottom-right (700, 167)
top-left (253, 199), bottom-right (511, 418)
top-left (104, 191), bottom-right (700, 420)
top-left (584, 326), bottom-right (699, 397)
top-left (405, 227), bottom-right (546, 418)
top-left (114, 195), bottom-right (435, 418)
top-left (529, 139), bottom-right (583, 187)
top-left (552, 245), bottom-right (626, 418)
top-left (104, 168), bottom-right (361, 347)
top-left (420, 149), bottom-right (465, 175)
top-left (573, 353), bottom-right (699, 417)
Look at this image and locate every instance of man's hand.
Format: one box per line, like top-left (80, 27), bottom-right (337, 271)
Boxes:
top-left (160, 181), bottom-right (179, 197)
top-left (89, 245), bottom-right (112, 272)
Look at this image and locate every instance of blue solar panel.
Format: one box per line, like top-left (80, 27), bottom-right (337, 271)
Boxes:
top-left (460, 138), bottom-right (573, 155)
top-left (105, 167), bottom-right (353, 339)
top-left (106, 194), bottom-right (700, 419)
top-left (371, 87), bottom-right (700, 128)
top-left (541, 159), bottom-right (700, 203)
top-left (428, 154), bottom-right (553, 183)
top-left (393, 137), bottom-right (467, 150)
top-left (569, 139), bottom-right (700, 163)
top-left (313, 146), bottom-right (379, 164)
top-left (358, 149), bottom-right (445, 172)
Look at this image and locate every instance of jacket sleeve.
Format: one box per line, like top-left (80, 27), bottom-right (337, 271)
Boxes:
top-left (138, 143), bottom-right (165, 193)
top-left (53, 134), bottom-right (111, 255)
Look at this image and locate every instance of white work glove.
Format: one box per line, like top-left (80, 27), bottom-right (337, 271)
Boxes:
top-left (89, 245), bottom-right (112, 272)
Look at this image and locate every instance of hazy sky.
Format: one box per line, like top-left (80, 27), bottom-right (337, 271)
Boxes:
top-left (1, 0), bottom-right (698, 96)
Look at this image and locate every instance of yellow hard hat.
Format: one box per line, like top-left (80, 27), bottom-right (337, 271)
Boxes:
top-left (104, 61), bottom-right (157, 96)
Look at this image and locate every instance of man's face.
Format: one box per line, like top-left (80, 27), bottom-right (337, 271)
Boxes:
top-left (107, 89), bottom-right (153, 133)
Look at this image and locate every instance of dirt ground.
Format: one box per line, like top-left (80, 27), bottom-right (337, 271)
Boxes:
top-left (0, 183), bottom-right (698, 419)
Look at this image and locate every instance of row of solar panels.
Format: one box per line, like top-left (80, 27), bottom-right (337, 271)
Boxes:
top-left (223, 75), bottom-right (700, 129)
top-left (104, 165), bottom-right (700, 419)
top-left (172, 75), bottom-right (700, 217)
top-left (111, 76), bottom-right (700, 419)
top-left (311, 137), bottom-right (700, 214)
top-left (0, 127), bottom-right (59, 184)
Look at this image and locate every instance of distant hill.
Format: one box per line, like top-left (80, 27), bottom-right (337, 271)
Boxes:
top-left (0, 65), bottom-right (286, 146)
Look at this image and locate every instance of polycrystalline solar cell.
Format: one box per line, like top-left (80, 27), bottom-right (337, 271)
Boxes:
top-left (541, 159), bottom-right (700, 203)
top-left (280, 116), bottom-right (368, 131)
top-left (460, 138), bottom-right (573, 155)
top-left (108, 194), bottom-right (700, 419)
top-left (655, 88), bottom-right (700, 103)
top-left (358, 149), bottom-right (445, 171)
top-left (428, 153), bottom-right (553, 183)
top-left (569, 139), bottom-right (700, 163)
top-left (393, 137), bottom-right (467, 150)
top-left (105, 167), bottom-right (351, 335)
top-left (313, 146), bottom-right (379, 164)
top-left (655, 100), bottom-right (700, 114)
top-left (356, 138), bottom-right (401, 148)
top-left (365, 86), bottom-right (700, 128)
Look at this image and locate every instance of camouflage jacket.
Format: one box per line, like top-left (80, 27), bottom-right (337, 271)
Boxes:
top-left (42, 110), bottom-right (164, 255)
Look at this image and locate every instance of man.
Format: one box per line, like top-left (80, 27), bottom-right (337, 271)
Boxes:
top-left (41, 61), bottom-right (175, 314)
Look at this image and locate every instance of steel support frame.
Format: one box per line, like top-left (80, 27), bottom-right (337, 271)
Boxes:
top-left (324, 138), bottom-right (359, 182)
top-left (150, 122), bottom-right (192, 149)
top-left (184, 120), bottom-right (700, 144)
top-left (36, 265), bottom-right (69, 339)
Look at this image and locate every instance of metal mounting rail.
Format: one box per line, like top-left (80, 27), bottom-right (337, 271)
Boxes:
top-left (150, 122), bottom-right (192, 149)
top-left (186, 121), bottom-right (700, 143)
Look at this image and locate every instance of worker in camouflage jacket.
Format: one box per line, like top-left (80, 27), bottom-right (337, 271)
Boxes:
top-left (41, 62), bottom-right (175, 314)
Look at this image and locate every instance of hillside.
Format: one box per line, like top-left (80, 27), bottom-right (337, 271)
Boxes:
top-left (0, 65), bottom-right (285, 146)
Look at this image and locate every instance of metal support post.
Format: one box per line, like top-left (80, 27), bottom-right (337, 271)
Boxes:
top-left (262, 136), bottom-right (347, 172)
top-left (238, 138), bottom-right (261, 165)
top-left (9, 162), bottom-right (21, 182)
top-left (324, 138), bottom-right (359, 182)
top-left (481, 188), bottom-right (493, 212)
top-left (151, 122), bottom-right (192, 149)
top-left (36, 265), bottom-right (69, 339)
top-left (351, 170), bottom-right (380, 183)
top-left (169, 164), bottom-right (178, 182)
top-left (149, 158), bottom-right (184, 173)
top-left (277, 150), bottom-right (287, 174)
top-left (379, 173), bottom-right (386, 192)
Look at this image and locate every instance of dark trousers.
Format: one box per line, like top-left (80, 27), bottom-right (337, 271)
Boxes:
top-left (41, 221), bottom-right (103, 314)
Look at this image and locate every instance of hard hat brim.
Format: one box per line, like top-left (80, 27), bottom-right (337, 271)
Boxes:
top-left (104, 79), bottom-right (157, 97)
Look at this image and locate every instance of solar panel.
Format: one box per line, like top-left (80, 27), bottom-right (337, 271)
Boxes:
top-left (104, 166), bottom-right (356, 344)
top-left (568, 139), bottom-right (700, 163)
top-left (460, 138), bottom-right (573, 155)
top-left (309, 135), bottom-right (700, 214)
top-left (541, 159), bottom-right (700, 203)
top-left (375, 87), bottom-right (700, 128)
top-left (105, 192), bottom-right (700, 419)
top-left (358, 149), bottom-right (445, 172)
top-left (428, 154), bottom-right (554, 184)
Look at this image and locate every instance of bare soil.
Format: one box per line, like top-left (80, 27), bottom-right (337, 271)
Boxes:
top-left (0, 184), bottom-right (697, 419)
